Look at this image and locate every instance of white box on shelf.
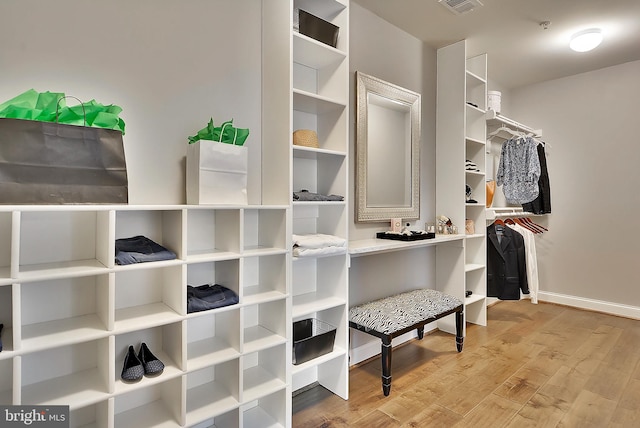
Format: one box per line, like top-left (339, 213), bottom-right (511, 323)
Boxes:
top-left (186, 140), bottom-right (248, 205)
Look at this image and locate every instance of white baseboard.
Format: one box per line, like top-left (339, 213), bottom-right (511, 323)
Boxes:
top-left (538, 291), bottom-right (640, 320)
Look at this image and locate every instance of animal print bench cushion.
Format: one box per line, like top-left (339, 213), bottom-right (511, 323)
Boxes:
top-left (349, 289), bottom-right (462, 335)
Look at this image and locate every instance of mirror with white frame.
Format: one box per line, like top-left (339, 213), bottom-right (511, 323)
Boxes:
top-left (355, 71), bottom-right (421, 222)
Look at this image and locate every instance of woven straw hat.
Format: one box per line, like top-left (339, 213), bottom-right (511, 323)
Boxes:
top-left (293, 129), bottom-right (318, 148)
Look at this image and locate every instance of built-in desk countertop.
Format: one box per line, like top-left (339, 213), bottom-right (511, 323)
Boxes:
top-left (348, 234), bottom-right (465, 257)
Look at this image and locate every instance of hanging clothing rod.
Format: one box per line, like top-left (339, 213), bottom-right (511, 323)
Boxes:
top-left (486, 110), bottom-right (542, 137)
top-left (493, 211), bottom-right (537, 218)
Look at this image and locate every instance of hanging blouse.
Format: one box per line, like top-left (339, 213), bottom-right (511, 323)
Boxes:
top-left (496, 136), bottom-right (541, 204)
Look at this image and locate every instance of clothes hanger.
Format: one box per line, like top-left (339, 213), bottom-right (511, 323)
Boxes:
top-left (523, 217), bottom-right (548, 233)
top-left (513, 217), bottom-right (539, 234)
top-left (488, 125), bottom-right (522, 141)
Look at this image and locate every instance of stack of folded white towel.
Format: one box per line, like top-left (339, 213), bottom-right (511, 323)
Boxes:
top-left (292, 233), bottom-right (347, 257)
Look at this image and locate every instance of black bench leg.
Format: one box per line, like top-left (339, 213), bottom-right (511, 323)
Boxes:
top-left (417, 325), bottom-right (424, 340)
top-left (455, 309), bottom-right (464, 352)
top-left (381, 338), bottom-right (392, 396)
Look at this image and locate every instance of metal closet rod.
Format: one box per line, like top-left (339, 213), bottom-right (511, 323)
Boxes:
top-left (486, 111), bottom-right (542, 137)
top-left (493, 211), bottom-right (537, 218)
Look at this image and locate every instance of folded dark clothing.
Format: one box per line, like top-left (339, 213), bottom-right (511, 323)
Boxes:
top-left (293, 189), bottom-right (344, 201)
top-left (116, 235), bottom-right (167, 254)
top-left (115, 235), bottom-right (177, 265)
top-left (115, 250), bottom-right (177, 265)
top-left (187, 284), bottom-right (239, 313)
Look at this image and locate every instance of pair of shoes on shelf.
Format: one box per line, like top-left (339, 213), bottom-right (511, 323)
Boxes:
top-left (121, 342), bottom-right (164, 382)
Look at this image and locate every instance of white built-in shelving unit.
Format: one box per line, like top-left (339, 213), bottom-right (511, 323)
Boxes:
top-left (0, 2), bottom-right (350, 426)
top-left (262, 0), bottom-right (350, 410)
top-left (436, 40), bottom-right (488, 333)
top-left (289, 0), bottom-right (350, 401)
top-left (0, 204), bottom-right (289, 428)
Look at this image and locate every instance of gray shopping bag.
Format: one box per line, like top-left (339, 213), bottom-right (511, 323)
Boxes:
top-left (0, 118), bottom-right (128, 204)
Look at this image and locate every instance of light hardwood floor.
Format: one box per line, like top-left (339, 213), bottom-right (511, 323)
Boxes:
top-left (292, 300), bottom-right (640, 427)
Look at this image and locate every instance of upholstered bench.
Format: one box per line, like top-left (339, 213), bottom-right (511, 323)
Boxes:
top-left (349, 289), bottom-right (464, 396)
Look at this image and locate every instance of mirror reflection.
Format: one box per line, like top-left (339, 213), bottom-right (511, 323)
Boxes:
top-left (356, 72), bottom-right (421, 222)
top-left (366, 92), bottom-right (412, 207)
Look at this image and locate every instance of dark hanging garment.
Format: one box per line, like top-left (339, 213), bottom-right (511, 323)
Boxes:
top-left (522, 143), bottom-right (551, 214)
top-left (487, 223), bottom-right (529, 300)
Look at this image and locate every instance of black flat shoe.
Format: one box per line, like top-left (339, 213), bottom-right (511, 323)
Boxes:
top-left (138, 342), bottom-right (164, 376)
top-left (121, 345), bottom-right (144, 382)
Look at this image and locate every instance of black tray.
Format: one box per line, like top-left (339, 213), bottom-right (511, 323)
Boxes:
top-left (376, 231), bottom-right (436, 241)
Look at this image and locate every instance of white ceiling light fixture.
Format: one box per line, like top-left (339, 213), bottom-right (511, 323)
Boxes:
top-left (569, 28), bottom-right (603, 52)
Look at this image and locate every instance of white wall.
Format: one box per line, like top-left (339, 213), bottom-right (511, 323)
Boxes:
top-left (508, 60), bottom-right (640, 315)
top-left (349, 3), bottom-right (437, 241)
top-left (348, 3), bottom-right (440, 363)
top-left (0, 0), bottom-right (263, 205)
top-left (349, 3), bottom-right (438, 302)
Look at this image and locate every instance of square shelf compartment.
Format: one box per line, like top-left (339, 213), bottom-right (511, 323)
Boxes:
top-left (188, 409), bottom-right (239, 428)
top-left (292, 97), bottom-right (348, 154)
top-left (465, 106), bottom-right (486, 143)
top-left (294, 0), bottom-right (348, 52)
top-left (242, 254), bottom-right (287, 306)
top-left (243, 300), bottom-right (287, 354)
top-left (292, 142), bottom-right (347, 197)
top-left (20, 338), bottom-right (111, 408)
top-left (242, 344), bottom-right (287, 403)
top-left (114, 266), bottom-right (183, 331)
top-left (187, 259), bottom-right (240, 310)
top-left (115, 209), bottom-right (183, 264)
top-left (185, 359), bottom-right (240, 427)
top-left (18, 210), bottom-right (111, 279)
top-left (20, 275), bottom-right (110, 352)
top-left (292, 255), bottom-right (348, 319)
top-left (69, 399), bottom-right (111, 428)
top-left (242, 209), bottom-right (286, 255)
top-left (292, 305), bottom-right (346, 370)
top-left (292, 318), bottom-right (336, 365)
top-left (241, 389), bottom-right (287, 428)
top-left (186, 209), bottom-right (241, 261)
top-left (187, 309), bottom-right (241, 372)
top-left (292, 47), bottom-right (347, 102)
top-left (292, 203), bottom-right (347, 239)
top-left (115, 324), bottom-right (183, 393)
top-left (114, 377), bottom-right (182, 428)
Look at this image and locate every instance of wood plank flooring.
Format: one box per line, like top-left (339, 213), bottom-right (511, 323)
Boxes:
top-left (292, 300), bottom-right (640, 427)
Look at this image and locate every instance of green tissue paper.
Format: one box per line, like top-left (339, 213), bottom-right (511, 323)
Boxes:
top-left (188, 118), bottom-right (249, 146)
top-left (0, 89), bottom-right (126, 134)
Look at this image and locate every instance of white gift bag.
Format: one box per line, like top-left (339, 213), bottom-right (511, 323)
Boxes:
top-left (186, 129), bottom-right (248, 205)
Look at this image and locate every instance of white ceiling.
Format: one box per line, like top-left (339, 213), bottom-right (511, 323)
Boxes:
top-left (352, 0), bottom-right (640, 89)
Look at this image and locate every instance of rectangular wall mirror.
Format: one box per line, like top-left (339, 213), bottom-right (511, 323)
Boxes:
top-left (355, 71), bottom-right (421, 222)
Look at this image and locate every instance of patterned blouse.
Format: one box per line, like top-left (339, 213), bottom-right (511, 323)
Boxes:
top-left (496, 136), bottom-right (541, 204)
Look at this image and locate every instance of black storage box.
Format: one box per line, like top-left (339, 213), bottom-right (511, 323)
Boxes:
top-left (298, 9), bottom-right (339, 48)
top-left (293, 318), bottom-right (336, 365)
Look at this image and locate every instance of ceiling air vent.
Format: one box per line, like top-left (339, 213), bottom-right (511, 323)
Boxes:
top-left (438, 0), bottom-right (484, 15)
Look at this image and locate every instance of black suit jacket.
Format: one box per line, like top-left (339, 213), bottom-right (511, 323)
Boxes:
top-left (487, 223), bottom-right (529, 300)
